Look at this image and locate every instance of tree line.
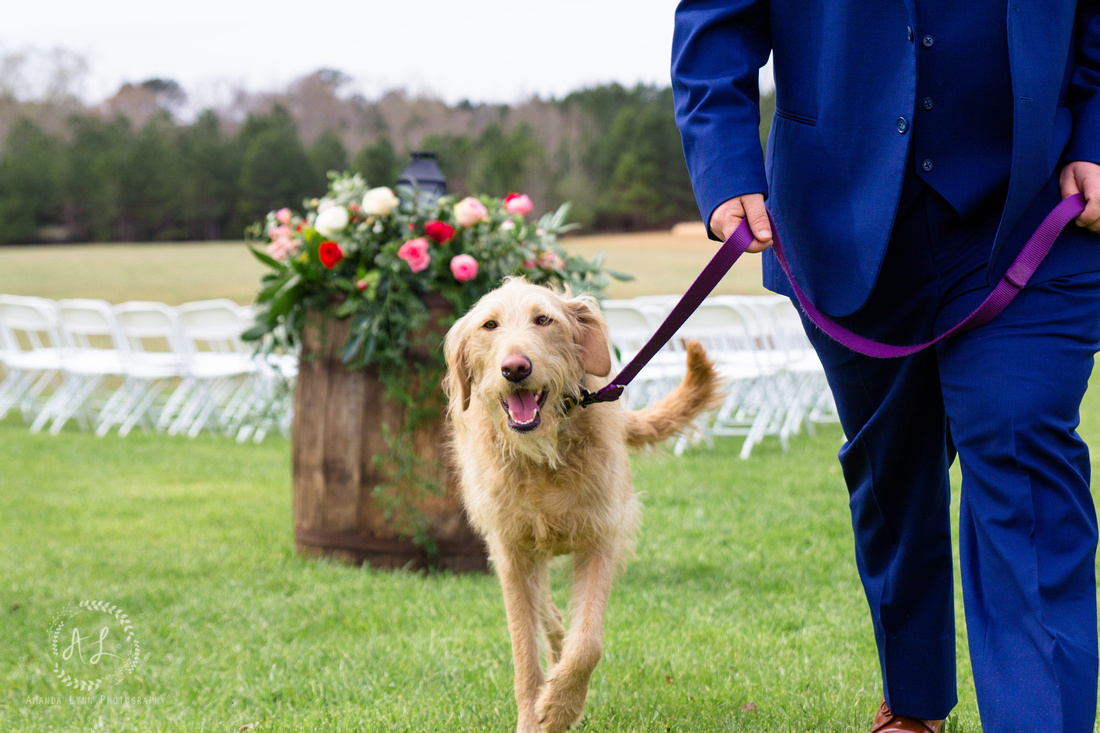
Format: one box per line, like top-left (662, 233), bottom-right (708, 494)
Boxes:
top-left (0, 75), bottom-right (775, 245)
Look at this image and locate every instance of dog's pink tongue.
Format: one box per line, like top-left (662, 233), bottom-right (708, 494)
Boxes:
top-left (506, 391), bottom-right (540, 422)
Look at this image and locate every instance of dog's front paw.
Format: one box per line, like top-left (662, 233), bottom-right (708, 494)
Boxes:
top-left (535, 674), bottom-right (589, 733)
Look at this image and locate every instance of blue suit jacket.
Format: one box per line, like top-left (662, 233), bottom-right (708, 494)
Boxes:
top-left (672, 1), bottom-right (1100, 317)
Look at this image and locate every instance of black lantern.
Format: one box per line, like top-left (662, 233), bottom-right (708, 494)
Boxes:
top-left (396, 151), bottom-right (447, 206)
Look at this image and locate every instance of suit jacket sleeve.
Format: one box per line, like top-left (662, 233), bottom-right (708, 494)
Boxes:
top-left (1066, 0), bottom-right (1100, 164)
top-left (671, 0), bottom-right (772, 235)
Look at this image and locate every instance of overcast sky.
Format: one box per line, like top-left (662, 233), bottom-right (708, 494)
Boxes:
top-left (1, 0), bottom-right (719, 107)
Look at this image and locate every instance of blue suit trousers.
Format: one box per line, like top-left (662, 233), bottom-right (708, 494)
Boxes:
top-left (800, 180), bottom-right (1100, 731)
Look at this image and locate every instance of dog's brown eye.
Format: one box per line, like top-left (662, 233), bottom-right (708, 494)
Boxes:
top-left (534, 315), bottom-right (552, 326)
top-left (482, 320), bottom-right (498, 331)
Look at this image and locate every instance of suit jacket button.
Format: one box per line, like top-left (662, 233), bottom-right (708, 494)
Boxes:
top-left (908, 26), bottom-right (914, 41)
top-left (923, 97), bottom-right (935, 110)
top-left (923, 35), bottom-right (935, 47)
top-left (896, 117), bottom-right (909, 133)
top-left (922, 159), bottom-right (935, 172)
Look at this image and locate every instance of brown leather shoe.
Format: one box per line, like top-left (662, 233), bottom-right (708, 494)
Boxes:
top-left (871, 698), bottom-right (944, 732)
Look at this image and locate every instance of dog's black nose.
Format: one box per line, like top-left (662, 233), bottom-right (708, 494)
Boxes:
top-left (501, 354), bottom-right (532, 383)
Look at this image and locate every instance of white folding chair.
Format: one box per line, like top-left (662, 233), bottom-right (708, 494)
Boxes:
top-left (600, 300), bottom-right (684, 410)
top-left (230, 303), bottom-right (298, 442)
top-left (237, 349), bottom-right (298, 443)
top-left (765, 298), bottom-right (836, 438)
top-left (172, 300), bottom-right (259, 437)
top-left (31, 299), bottom-right (129, 435)
top-left (102, 302), bottom-right (192, 436)
top-left (0, 295), bottom-right (65, 423)
top-left (672, 300), bottom-right (775, 458)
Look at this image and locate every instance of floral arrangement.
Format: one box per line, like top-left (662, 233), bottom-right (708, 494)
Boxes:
top-left (244, 172), bottom-right (629, 559)
top-left (244, 171), bottom-right (630, 560)
top-left (244, 172), bottom-right (627, 372)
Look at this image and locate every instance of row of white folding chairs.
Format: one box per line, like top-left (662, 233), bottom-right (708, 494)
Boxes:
top-left (600, 294), bottom-right (837, 459)
top-left (0, 295), bottom-right (296, 442)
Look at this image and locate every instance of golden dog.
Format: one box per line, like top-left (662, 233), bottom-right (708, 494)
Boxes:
top-left (443, 278), bottom-right (722, 733)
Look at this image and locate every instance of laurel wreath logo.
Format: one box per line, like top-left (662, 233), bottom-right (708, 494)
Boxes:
top-left (46, 600), bottom-right (141, 691)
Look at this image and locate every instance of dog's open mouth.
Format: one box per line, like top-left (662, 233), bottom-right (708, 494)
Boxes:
top-left (501, 390), bottom-right (548, 432)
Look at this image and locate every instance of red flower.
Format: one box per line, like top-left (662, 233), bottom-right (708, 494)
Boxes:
top-left (424, 220), bottom-right (456, 244)
top-left (318, 240), bottom-right (344, 268)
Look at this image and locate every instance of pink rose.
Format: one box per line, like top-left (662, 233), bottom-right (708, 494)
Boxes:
top-left (450, 254), bottom-right (479, 282)
top-left (500, 220), bottom-right (516, 231)
top-left (503, 193), bottom-right (533, 217)
top-left (538, 251), bottom-right (565, 271)
top-left (276, 207), bottom-right (292, 225)
top-left (454, 197), bottom-right (488, 227)
top-left (398, 237), bottom-right (431, 273)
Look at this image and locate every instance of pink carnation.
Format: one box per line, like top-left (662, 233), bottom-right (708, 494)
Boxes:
top-left (450, 254), bottom-right (479, 282)
top-left (265, 225), bottom-right (299, 261)
top-left (266, 237), bottom-right (297, 261)
top-left (503, 193), bottom-right (533, 217)
top-left (398, 237), bottom-right (432, 273)
top-left (275, 207), bottom-right (292, 225)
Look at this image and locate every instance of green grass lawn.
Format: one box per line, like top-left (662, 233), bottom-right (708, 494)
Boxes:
top-left (0, 239), bottom-right (1097, 731)
top-left (1, 416), bottom-right (949, 733)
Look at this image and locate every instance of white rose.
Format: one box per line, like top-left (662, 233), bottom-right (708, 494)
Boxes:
top-left (362, 187), bottom-right (400, 216)
top-left (314, 206), bottom-right (350, 237)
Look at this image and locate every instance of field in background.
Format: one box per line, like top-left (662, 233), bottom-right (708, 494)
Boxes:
top-left (0, 228), bottom-right (768, 305)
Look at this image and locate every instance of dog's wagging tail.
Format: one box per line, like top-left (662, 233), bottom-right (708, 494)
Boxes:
top-left (442, 278), bottom-right (724, 733)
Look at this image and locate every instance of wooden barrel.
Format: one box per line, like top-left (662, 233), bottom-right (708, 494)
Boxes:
top-left (291, 297), bottom-right (488, 572)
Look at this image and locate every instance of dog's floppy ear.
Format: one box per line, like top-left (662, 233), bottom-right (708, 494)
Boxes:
top-left (443, 316), bottom-right (473, 411)
top-left (566, 295), bottom-right (612, 377)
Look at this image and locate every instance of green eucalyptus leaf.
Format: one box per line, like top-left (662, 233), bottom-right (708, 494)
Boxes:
top-left (248, 246), bottom-right (285, 269)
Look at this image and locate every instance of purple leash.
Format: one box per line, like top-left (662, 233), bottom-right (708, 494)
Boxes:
top-left (580, 193), bottom-right (1087, 406)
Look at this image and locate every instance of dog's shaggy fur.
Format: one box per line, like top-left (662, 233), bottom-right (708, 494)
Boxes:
top-left (443, 278), bottom-right (723, 732)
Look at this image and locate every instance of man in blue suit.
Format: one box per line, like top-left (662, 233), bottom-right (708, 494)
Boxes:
top-left (672, 2), bottom-right (1100, 731)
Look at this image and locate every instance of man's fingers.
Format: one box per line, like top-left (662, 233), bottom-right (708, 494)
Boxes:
top-left (708, 193), bottom-right (770, 247)
top-left (740, 195), bottom-right (772, 251)
top-left (1078, 179), bottom-right (1100, 232)
top-left (1061, 161), bottom-right (1100, 232)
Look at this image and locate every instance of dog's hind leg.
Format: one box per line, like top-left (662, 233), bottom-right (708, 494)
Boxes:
top-left (536, 548), bottom-right (615, 733)
top-left (539, 581), bottom-right (566, 670)
top-left (494, 546), bottom-right (548, 733)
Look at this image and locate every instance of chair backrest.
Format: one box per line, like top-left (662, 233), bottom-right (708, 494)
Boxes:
top-left (675, 300), bottom-right (756, 354)
top-left (600, 300), bottom-right (657, 364)
top-left (114, 301), bottom-right (189, 356)
top-left (629, 294), bottom-right (679, 323)
top-left (55, 299), bottom-right (127, 352)
top-left (712, 295), bottom-right (792, 367)
top-left (176, 300), bottom-right (248, 354)
top-left (0, 295), bottom-right (62, 353)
